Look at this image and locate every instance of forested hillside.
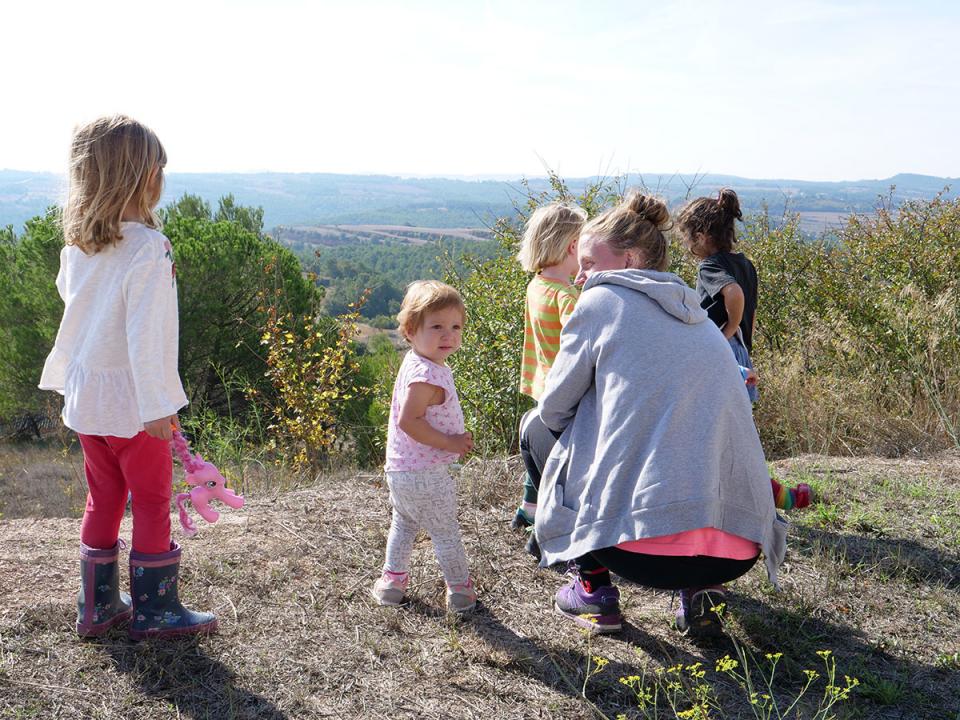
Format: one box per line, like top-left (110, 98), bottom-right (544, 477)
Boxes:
top-left (2, 169), bottom-right (956, 234)
top-left (299, 237), bottom-right (504, 321)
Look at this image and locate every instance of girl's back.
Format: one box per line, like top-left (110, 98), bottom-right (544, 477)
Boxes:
top-left (516, 202), bottom-right (587, 401)
top-left (696, 250), bottom-right (758, 352)
top-left (40, 221), bottom-right (184, 438)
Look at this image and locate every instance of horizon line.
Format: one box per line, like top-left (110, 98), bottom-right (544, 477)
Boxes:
top-left (1, 167), bottom-right (957, 186)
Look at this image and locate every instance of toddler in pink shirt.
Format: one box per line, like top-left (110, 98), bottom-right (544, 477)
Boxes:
top-left (371, 281), bottom-right (477, 613)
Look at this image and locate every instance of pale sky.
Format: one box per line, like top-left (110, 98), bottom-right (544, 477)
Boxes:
top-left (3, 0), bottom-right (958, 181)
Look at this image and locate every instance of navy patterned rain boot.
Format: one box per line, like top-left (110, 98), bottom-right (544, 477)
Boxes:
top-left (129, 542), bottom-right (217, 640)
top-left (77, 541), bottom-right (133, 637)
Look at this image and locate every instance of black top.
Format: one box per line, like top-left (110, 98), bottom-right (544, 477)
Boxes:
top-left (695, 252), bottom-right (758, 353)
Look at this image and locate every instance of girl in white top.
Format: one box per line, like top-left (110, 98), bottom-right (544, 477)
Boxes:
top-left (39, 115), bottom-right (215, 639)
top-left (371, 281), bottom-right (478, 613)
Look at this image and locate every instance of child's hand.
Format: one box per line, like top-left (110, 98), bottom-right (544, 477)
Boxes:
top-left (144, 414), bottom-right (178, 441)
top-left (446, 431), bottom-right (473, 457)
top-left (744, 368), bottom-right (758, 387)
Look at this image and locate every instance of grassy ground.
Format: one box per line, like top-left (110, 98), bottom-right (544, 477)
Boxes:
top-left (0, 447), bottom-right (958, 719)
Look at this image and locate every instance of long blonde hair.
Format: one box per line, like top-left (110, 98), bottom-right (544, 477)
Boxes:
top-left (516, 202), bottom-right (588, 273)
top-left (581, 191), bottom-right (671, 271)
top-left (63, 115), bottom-right (167, 254)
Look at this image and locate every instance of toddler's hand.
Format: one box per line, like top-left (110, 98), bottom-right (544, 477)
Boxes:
top-left (447, 431), bottom-right (473, 457)
top-left (744, 368), bottom-right (758, 387)
top-left (144, 414), bottom-right (178, 441)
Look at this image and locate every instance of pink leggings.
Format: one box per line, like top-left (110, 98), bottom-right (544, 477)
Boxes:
top-left (78, 432), bottom-right (172, 554)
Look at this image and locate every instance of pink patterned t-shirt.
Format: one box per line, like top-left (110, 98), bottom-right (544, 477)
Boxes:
top-left (384, 351), bottom-right (465, 472)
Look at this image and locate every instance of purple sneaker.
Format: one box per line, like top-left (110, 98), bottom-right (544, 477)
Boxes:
top-left (554, 575), bottom-right (623, 633)
top-left (675, 586), bottom-right (727, 637)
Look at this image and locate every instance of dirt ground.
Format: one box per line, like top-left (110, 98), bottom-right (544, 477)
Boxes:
top-left (0, 451), bottom-right (958, 719)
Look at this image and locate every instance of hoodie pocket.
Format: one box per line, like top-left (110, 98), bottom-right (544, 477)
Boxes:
top-left (537, 460), bottom-right (579, 542)
top-left (540, 484), bottom-right (578, 541)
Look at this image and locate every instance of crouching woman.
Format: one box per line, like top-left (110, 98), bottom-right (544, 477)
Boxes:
top-left (528, 191), bottom-right (786, 636)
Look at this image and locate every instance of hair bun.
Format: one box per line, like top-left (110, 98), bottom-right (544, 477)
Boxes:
top-left (717, 188), bottom-right (743, 222)
top-left (625, 190), bottom-right (670, 228)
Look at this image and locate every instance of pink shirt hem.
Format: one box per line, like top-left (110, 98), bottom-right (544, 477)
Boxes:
top-left (616, 528), bottom-right (759, 560)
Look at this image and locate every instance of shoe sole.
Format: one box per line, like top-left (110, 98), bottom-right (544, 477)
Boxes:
top-left (77, 608), bottom-right (133, 638)
top-left (448, 601), bottom-right (477, 614)
top-left (553, 601), bottom-right (622, 633)
top-left (129, 618), bottom-right (218, 640)
top-left (370, 586), bottom-right (406, 607)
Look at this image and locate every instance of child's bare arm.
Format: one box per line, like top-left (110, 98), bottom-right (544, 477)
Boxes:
top-left (719, 283), bottom-right (745, 340)
top-left (398, 382), bottom-right (473, 456)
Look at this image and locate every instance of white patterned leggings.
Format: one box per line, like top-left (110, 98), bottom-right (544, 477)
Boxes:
top-left (384, 465), bottom-right (470, 586)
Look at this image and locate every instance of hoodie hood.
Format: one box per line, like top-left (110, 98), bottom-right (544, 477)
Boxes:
top-left (582, 269), bottom-right (708, 325)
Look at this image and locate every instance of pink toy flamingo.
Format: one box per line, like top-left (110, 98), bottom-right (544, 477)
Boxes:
top-left (170, 430), bottom-right (245, 536)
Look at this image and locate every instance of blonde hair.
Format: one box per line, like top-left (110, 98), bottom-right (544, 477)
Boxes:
top-left (516, 202), bottom-right (588, 272)
top-left (63, 115), bottom-right (167, 254)
top-left (397, 280), bottom-right (466, 341)
top-left (581, 191), bottom-right (671, 271)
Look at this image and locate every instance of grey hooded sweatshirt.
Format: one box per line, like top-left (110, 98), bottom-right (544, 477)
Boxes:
top-left (534, 269), bottom-right (786, 585)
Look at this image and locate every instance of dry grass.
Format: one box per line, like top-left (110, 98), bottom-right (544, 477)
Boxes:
top-left (1, 448), bottom-right (958, 719)
top-left (0, 440), bottom-right (87, 520)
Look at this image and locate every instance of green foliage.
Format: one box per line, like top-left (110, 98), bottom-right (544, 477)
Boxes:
top-left (746, 194), bottom-right (960, 456)
top-left (446, 249), bottom-right (531, 453)
top-left (0, 194), bottom-right (321, 446)
top-left (312, 254), bottom-right (405, 318)
top-left (444, 173), bottom-right (960, 459)
top-left (446, 172), bottom-right (622, 454)
top-left (257, 297), bottom-right (369, 470)
top-left (162, 194), bottom-right (322, 414)
top-left (297, 238), bottom-right (503, 320)
top-left (340, 334), bottom-right (401, 468)
top-left (177, 368), bottom-right (271, 496)
top-left (0, 210), bottom-right (66, 416)
top-left (5, 179), bottom-right (960, 470)
top-left (214, 194), bottom-right (264, 234)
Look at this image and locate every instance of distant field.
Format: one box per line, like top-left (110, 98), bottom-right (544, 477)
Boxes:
top-left (796, 211), bottom-right (849, 235)
top-left (274, 224), bottom-right (495, 247)
top-left (279, 215), bottom-right (846, 248)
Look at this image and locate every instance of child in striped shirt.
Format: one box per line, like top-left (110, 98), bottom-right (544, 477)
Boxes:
top-left (511, 203), bottom-right (587, 553)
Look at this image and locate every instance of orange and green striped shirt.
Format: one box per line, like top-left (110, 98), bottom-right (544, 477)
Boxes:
top-left (520, 275), bottom-right (580, 400)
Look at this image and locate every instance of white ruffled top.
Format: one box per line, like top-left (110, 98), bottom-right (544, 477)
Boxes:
top-left (38, 222), bottom-right (188, 438)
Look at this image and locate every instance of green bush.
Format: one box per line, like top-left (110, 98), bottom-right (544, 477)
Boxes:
top-left (446, 173), bottom-right (621, 455)
top-left (162, 194), bottom-right (322, 415)
top-left (446, 177), bottom-right (960, 459)
top-left (0, 210), bottom-right (66, 418)
top-left (743, 195), bottom-right (960, 456)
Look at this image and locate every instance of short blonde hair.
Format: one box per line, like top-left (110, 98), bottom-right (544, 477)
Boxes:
top-left (582, 191), bottom-right (671, 272)
top-left (63, 115), bottom-right (167, 254)
top-left (397, 280), bottom-right (466, 341)
top-left (516, 202), bottom-right (588, 273)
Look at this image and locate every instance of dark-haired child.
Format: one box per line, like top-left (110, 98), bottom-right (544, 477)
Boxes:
top-left (677, 188), bottom-right (759, 402)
